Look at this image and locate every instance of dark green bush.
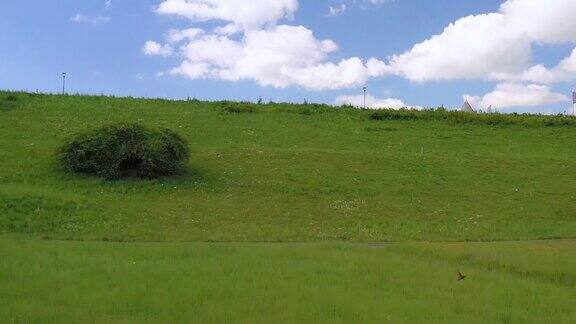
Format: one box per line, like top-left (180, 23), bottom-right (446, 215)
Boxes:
top-left (220, 101), bottom-right (256, 114)
top-left (275, 103), bottom-right (334, 115)
top-left (367, 108), bottom-right (576, 127)
top-left (298, 107), bottom-right (312, 115)
top-left (58, 123), bottom-right (190, 180)
top-left (1, 94), bottom-right (20, 111)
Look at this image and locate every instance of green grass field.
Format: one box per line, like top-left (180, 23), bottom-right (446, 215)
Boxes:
top-left (2, 239), bottom-right (575, 323)
top-left (1, 91), bottom-right (576, 322)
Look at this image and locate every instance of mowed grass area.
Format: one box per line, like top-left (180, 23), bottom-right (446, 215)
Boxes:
top-left (1, 91), bottom-right (576, 242)
top-left (1, 238), bottom-right (575, 323)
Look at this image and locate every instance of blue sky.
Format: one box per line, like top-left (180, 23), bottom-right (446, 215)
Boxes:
top-left (1, 0), bottom-right (575, 114)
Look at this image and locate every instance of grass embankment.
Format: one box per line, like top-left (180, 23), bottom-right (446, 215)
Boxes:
top-left (1, 91), bottom-right (576, 242)
top-left (1, 238), bottom-right (575, 323)
top-left (1, 92), bottom-right (576, 322)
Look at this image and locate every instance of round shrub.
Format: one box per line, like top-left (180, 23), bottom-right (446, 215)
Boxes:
top-left (58, 123), bottom-right (190, 180)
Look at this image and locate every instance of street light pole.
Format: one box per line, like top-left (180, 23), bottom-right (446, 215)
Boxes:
top-left (572, 88), bottom-right (576, 116)
top-left (62, 72), bottom-right (67, 95)
top-left (363, 86), bottom-right (367, 109)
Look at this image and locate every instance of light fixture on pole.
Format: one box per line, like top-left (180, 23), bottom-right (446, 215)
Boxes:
top-left (572, 87), bottom-right (576, 116)
top-left (363, 86), bottom-right (367, 109)
top-left (62, 72), bottom-right (67, 95)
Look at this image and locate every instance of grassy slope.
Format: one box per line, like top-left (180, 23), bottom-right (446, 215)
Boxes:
top-left (2, 92), bottom-right (576, 322)
top-left (1, 239), bottom-right (575, 323)
top-left (1, 92), bottom-right (576, 242)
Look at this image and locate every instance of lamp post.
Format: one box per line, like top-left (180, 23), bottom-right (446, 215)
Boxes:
top-left (62, 72), bottom-right (67, 95)
top-left (572, 88), bottom-right (576, 116)
top-left (363, 86), bottom-right (367, 109)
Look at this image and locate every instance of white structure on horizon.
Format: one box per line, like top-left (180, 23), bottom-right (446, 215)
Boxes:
top-left (461, 99), bottom-right (475, 113)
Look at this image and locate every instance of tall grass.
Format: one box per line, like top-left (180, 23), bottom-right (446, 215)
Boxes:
top-left (368, 107), bottom-right (576, 127)
top-left (1, 239), bottom-right (575, 323)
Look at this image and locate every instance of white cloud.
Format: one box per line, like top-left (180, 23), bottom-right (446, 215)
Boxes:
top-left (501, 0), bottom-right (576, 44)
top-left (179, 33), bottom-right (242, 68)
top-left (281, 57), bottom-right (375, 90)
top-left (70, 14), bottom-right (110, 25)
top-left (377, 0), bottom-right (576, 112)
top-left (155, 0), bottom-right (299, 31)
top-left (386, 0), bottom-right (576, 82)
top-left (464, 83), bottom-right (569, 110)
top-left (142, 41), bottom-right (173, 57)
top-left (335, 93), bottom-right (420, 110)
top-left (155, 23), bottom-right (386, 90)
top-left (169, 62), bottom-right (211, 79)
top-left (167, 28), bottom-right (205, 43)
top-left (493, 47), bottom-right (576, 84)
top-left (327, 5), bottom-right (346, 17)
top-left (105, 0), bottom-right (112, 8)
top-left (213, 24), bottom-right (242, 35)
top-left (147, 0), bottom-right (389, 90)
top-left (145, 0), bottom-right (576, 111)
top-left (386, 13), bottom-right (531, 82)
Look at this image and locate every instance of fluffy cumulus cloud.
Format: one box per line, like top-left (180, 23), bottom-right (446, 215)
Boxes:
top-left (144, 0), bottom-right (576, 111)
top-left (386, 0), bottom-right (576, 83)
top-left (335, 93), bottom-right (420, 110)
top-left (387, 14), bottom-right (532, 82)
top-left (167, 28), bottom-right (205, 43)
top-left (492, 48), bottom-right (576, 84)
top-left (142, 41), bottom-right (174, 57)
top-left (464, 83), bottom-right (569, 110)
top-left (377, 0), bottom-right (576, 111)
top-left (146, 0), bottom-right (387, 90)
top-left (156, 0), bottom-right (299, 31)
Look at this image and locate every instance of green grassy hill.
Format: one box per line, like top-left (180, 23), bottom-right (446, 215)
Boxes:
top-left (1, 91), bottom-right (576, 242)
top-left (2, 91), bottom-right (576, 322)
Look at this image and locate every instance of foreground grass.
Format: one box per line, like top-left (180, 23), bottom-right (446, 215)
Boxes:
top-left (1, 238), bottom-right (574, 323)
top-left (1, 92), bottom-right (576, 241)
